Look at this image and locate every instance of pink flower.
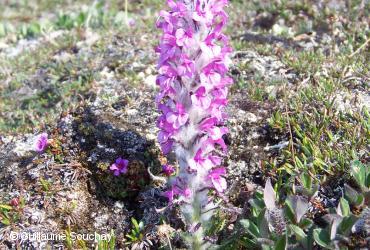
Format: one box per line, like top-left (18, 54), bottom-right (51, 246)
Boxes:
top-left (192, 1), bottom-right (213, 25)
top-left (199, 117), bottom-right (217, 130)
top-left (167, 0), bottom-right (187, 15)
top-left (175, 28), bottom-right (193, 47)
top-left (156, 0), bottom-right (232, 241)
top-left (110, 157), bottom-right (129, 176)
top-left (191, 86), bottom-right (211, 109)
top-left (188, 149), bottom-right (213, 171)
top-left (35, 133), bottom-right (48, 153)
top-left (164, 186), bottom-right (180, 203)
top-left (127, 18), bottom-right (136, 27)
top-left (206, 126), bottom-right (228, 140)
top-left (166, 103), bottom-right (189, 129)
top-left (200, 70), bottom-right (222, 91)
top-left (183, 187), bottom-right (192, 198)
top-left (208, 98), bottom-right (228, 121)
top-left (162, 164), bottom-right (175, 176)
top-left (163, 184), bottom-right (190, 202)
top-left (157, 10), bottom-right (176, 33)
top-left (177, 55), bottom-right (195, 77)
top-left (207, 167), bottom-right (227, 193)
top-left (200, 34), bottom-right (222, 60)
top-left (160, 139), bottom-right (174, 155)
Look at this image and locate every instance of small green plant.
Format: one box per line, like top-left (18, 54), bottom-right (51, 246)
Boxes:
top-left (125, 218), bottom-right (154, 249)
top-left (350, 160), bottom-right (370, 190)
top-left (245, 179), bottom-right (314, 249)
top-left (222, 178), bottom-right (315, 249)
top-left (126, 218), bottom-right (145, 244)
top-left (206, 211), bottom-right (227, 237)
top-left (313, 197), bottom-right (358, 249)
top-left (96, 229), bottom-right (116, 250)
top-left (0, 204), bottom-right (13, 226)
top-left (55, 2), bottom-right (105, 30)
top-left (222, 174), bottom-right (370, 249)
top-left (0, 197), bottom-right (25, 226)
top-left (65, 226), bottom-right (74, 250)
top-left (39, 177), bottom-right (52, 192)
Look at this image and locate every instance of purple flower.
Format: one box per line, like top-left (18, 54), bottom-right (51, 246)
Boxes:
top-left (200, 70), bottom-right (221, 91)
top-left (175, 28), bottom-right (193, 47)
top-left (165, 103), bottom-right (189, 129)
top-left (163, 184), bottom-right (182, 203)
top-left (35, 133), bottom-right (48, 153)
top-left (110, 157), bottom-right (129, 176)
top-left (156, 0), bottom-right (233, 244)
top-left (177, 56), bottom-right (195, 77)
top-left (206, 126), bottom-right (228, 140)
top-left (163, 184), bottom-right (191, 203)
top-left (188, 149), bottom-right (213, 171)
top-left (207, 167), bottom-right (227, 193)
top-left (162, 164), bottom-right (175, 176)
top-left (191, 86), bottom-right (211, 109)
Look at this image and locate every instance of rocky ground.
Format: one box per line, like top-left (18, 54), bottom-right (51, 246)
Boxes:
top-left (0, 0), bottom-right (369, 249)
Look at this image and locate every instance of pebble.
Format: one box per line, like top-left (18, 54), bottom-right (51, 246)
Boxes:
top-left (144, 74), bottom-right (156, 88)
top-left (245, 112), bottom-right (258, 123)
top-left (126, 109), bottom-right (138, 115)
top-left (146, 133), bottom-right (156, 141)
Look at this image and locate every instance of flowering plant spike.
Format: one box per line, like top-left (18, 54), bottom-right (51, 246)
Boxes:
top-left (156, 0), bottom-right (232, 248)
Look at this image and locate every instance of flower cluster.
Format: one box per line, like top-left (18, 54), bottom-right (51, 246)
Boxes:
top-left (162, 164), bottom-right (176, 176)
top-left (156, 0), bottom-right (232, 247)
top-left (110, 157), bottom-right (129, 176)
top-left (35, 133), bottom-right (48, 153)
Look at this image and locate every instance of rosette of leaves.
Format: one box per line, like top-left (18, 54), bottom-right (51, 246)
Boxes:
top-left (313, 160), bottom-right (370, 249)
top-left (313, 197), bottom-right (359, 249)
top-left (347, 160), bottom-right (370, 237)
top-left (222, 178), bottom-right (313, 250)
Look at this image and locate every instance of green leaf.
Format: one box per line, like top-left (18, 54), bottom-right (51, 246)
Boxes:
top-left (257, 209), bottom-right (269, 238)
top-left (240, 219), bottom-right (259, 238)
top-left (299, 218), bottom-right (313, 229)
top-left (351, 160), bottom-right (366, 187)
top-left (295, 157), bottom-right (304, 169)
top-left (131, 218), bottom-right (139, 230)
top-left (289, 224), bottom-right (306, 240)
top-left (344, 184), bottom-right (363, 206)
top-left (301, 172), bottom-right (312, 190)
top-left (338, 198), bottom-right (350, 217)
top-left (1, 217), bottom-right (10, 226)
top-left (313, 158), bottom-right (328, 169)
top-left (249, 193), bottom-right (265, 216)
top-left (0, 204), bottom-right (13, 210)
top-left (239, 236), bottom-right (257, 248)
top-left (313, 228), bottom-right (333, 249)
top-left (274, 234), bottom-right (287, 250)
top-left (301, 145), bottom-right (311, 157)
top-left (354, 195), bottom-right (365, 207)
top-left (109, 229), bottom-right (116, 250)
top-left (139, 221), bottom-right (144, 230)
top-left (284, 202), bottom-right (295, 223)
top-left (339, 215), bottom-right (358, 236)
top-left (286, 195), bottom-right (309, 223)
